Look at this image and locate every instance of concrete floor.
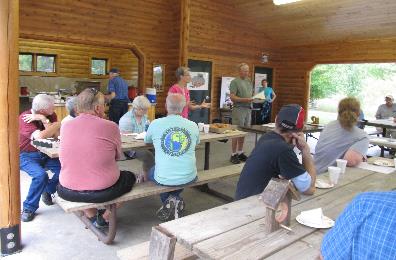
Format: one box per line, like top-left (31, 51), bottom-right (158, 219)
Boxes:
top-left (6, 130), bottom-right (383, 260)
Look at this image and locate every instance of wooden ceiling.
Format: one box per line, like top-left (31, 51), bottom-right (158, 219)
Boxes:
top-left (231, 0), bottom-right (396, 47)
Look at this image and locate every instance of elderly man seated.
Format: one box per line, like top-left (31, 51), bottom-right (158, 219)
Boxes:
top-left (321, 191), bottom-right (396, 259)
top-left (235, 104), bottom-right (316, 200)
top-left (57, 88), bottom-right (136, 227)
top-left (119, 96), bottom-right (154, 182)
top-left (19, 94), bottom-right (61, 222)
top-left (145, 93), bottom-right (200, 221)
top-left (314, 97), bottom-right (369, 174)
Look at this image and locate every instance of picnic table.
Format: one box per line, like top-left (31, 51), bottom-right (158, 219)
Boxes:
top-left (152, 167), bottom-right (396, 259)
top-left (239, 123), bottom-right (324, 144)
top-left (365, 119), bottom-right (396, 156)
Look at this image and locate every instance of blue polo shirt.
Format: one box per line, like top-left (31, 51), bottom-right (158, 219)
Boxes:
top-left (321, 191), bottom-right (396, 260)
top-left (108, 76), bottom-right (129, 101)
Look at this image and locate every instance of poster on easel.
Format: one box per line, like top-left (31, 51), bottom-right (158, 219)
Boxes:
top-left (219, 77), bottom-right (235, 108)
top-left (254, 73), bottom-right (267, 94)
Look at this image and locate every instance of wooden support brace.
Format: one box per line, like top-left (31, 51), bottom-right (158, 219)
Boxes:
top-left (149, 226), bottom-right (177, 260)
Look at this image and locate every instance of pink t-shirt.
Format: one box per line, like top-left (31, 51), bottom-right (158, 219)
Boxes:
top-left (59, 113), bottom-right (122, 191)
top-left (168, 84), bottom-right (190, 119)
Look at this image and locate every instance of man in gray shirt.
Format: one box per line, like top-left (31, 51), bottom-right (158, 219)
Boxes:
top-left (315, 98), bottom-right (369, 174)
top-left (375, 95), bottom-right (396, 119)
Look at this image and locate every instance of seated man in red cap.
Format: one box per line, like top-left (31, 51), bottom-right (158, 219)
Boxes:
top-left (235, 104), bottom-right (316, 200)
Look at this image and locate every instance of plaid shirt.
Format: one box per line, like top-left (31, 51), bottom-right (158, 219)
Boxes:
top-left (321, 191), bottom-right (396, 260)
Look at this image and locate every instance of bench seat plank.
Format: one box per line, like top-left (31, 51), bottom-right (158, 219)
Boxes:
top-left (117, 241), bottom-right (197, 260)
top-left (56, 164), bottom-right (244, 213)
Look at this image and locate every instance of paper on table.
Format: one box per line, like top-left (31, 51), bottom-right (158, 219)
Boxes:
top-left (357, 162), bottom-right (395, 174)
top-left (262, 123), bottom-right (276, 127)
top-left (134, 132), bottom-right (147, 140)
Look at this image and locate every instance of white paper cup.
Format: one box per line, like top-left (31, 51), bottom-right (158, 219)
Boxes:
top-left (203, 124), bottom-right (210, 134)
top-left (198, 122), bottom-right (205, 132)
top-left (336, 159), bottom-right (347, 174)
top-left (328, 166), bottom-right (341, 185)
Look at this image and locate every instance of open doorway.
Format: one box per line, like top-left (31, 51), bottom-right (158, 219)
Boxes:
top-left (308, 63), bottom-right (396, 125)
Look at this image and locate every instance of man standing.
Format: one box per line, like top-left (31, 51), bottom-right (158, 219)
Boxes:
top-left (19, 94), bottom-right (61, 222)
top-left (145, 94), bottom-right (200, 221)
top-left (229, 63), bottom-right (254, 164)
top-left (107, 68), bottom-right (130, 124)
top-left (235, 104), bottom-right (316, 200)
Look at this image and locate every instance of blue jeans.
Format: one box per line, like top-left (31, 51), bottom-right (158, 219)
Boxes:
top-left (148, 166), bottom-right (197, 204)
top-left (20, 152), bottom-right (61, 212)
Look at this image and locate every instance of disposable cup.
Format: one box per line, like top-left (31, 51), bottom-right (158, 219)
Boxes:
top-left (328, 166), bottom-right (341, 185)
top-left (336, 159), bottom-right (347, 174)
top-left (198, 122), bottom-right (205, 132)
top-left (203, 124), bottom-right (210, 134)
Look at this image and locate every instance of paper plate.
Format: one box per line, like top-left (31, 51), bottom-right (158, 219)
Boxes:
top-left (373, 159), bottom-right (394, 167)
top-left (296, 214), bottom-right (334, 229)
top-left (315, 179), bottom-right (334, 189)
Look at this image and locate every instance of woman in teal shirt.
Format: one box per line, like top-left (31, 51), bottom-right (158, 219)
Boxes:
top-left (258, 79), bottom-right (276, 123)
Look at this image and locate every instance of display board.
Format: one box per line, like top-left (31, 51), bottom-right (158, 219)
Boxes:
top-left (187, 59), bottom-right (212, 124)
top-left (219, 76), bottom-right (235, 109)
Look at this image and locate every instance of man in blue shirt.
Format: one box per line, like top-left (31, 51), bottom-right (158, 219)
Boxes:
top-left (145, 93), bottom-right (200, 221)
top-left (107, 68), bottom-right (129, 124)
top-left (321, 191), bottom-right (396, 260)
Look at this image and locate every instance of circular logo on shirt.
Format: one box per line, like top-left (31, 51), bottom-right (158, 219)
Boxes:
top-left (161, 127), bottom-right (191, 156)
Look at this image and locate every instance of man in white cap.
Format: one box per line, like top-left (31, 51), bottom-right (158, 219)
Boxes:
top-left (375, 95), bottom-right (396, 120)
top-left (375, 95), bottom-right (396, 137)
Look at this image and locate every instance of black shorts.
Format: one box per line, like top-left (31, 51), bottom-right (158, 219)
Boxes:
top-left (57, 171), bottom-right (136, 203)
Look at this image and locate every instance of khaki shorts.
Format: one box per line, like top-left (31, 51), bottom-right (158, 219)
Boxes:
top-left (232, 107), bottom-right (251, 127)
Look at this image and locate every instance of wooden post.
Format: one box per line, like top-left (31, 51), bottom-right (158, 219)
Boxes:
top-left (149, 226), bottom-right (176, 260)
top-left (179, 0), bottom-right (190, 67)
top-left (0, 0), bottom-right (21, 256)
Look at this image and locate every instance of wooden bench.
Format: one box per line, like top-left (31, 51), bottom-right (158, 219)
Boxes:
top-left (56, 164), bottom-right (244, 244)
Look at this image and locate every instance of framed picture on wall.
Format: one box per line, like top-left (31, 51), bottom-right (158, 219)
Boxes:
top-left (187, 72), bottom-right (209, 91)
top-left (153, 64), bottom-right (165, 92)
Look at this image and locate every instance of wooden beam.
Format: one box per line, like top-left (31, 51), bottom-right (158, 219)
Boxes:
top-left (179, 0), bottom-right (190, 67)
top-left (0, 0), bottom-right (21, 256)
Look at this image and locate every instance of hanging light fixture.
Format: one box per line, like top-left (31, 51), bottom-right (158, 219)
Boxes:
top-left (273, 0), bottom-right (302, 5)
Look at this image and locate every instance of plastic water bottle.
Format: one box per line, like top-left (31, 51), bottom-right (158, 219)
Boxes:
top-left (145, 119), bottom-right (150, 132)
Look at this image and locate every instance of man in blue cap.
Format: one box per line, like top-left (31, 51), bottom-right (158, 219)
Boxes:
top-left (235, 104), bottom-right (316, 200)
top-left (107, 68), bottom-right (129, 124)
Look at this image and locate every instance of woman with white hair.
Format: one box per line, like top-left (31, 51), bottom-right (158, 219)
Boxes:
top-left (61, 96), bottom-right (77, 124)
top-left (119, 95), bottom-right (154, 182)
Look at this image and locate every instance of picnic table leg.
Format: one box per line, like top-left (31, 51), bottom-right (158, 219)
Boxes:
top-left (204, 141), bottom-right (210, 170)
top-left (75, 204), bottom-right (117, 245)
top-left (381, 127), bottom-right (386, 157)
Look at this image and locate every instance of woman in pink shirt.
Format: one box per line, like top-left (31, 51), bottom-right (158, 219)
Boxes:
top-left (168, 67), bottom-right (210, 119)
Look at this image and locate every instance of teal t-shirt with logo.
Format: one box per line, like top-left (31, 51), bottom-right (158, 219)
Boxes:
top-left (144, 115), bottom-right (200, 185)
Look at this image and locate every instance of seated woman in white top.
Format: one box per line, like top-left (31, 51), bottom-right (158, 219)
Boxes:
top-left (119, 96), bottom-right (154, 182)
top-left (61, 96), bottom-right (77, 124)
top-left (314, 97), bottom-right (369, 174)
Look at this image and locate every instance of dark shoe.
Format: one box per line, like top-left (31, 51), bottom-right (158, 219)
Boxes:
top-left (175, 198), bottom-right (185, 219)
top-left (238, 153), bottom-right (248, 162)
top-left (21, 209), bottom-right (35, 222)
top-left (156, 196), bottom-right (176, 221)
top-left (93, 210), bottom-right (109, 229)
top-left (230, 154), bottom-right (241, 164)
top-left (41, 192), bottom-right (54, 206)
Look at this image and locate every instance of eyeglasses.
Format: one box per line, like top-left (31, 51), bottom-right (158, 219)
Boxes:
top-left (89, 88), bottom-right (99, 96)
